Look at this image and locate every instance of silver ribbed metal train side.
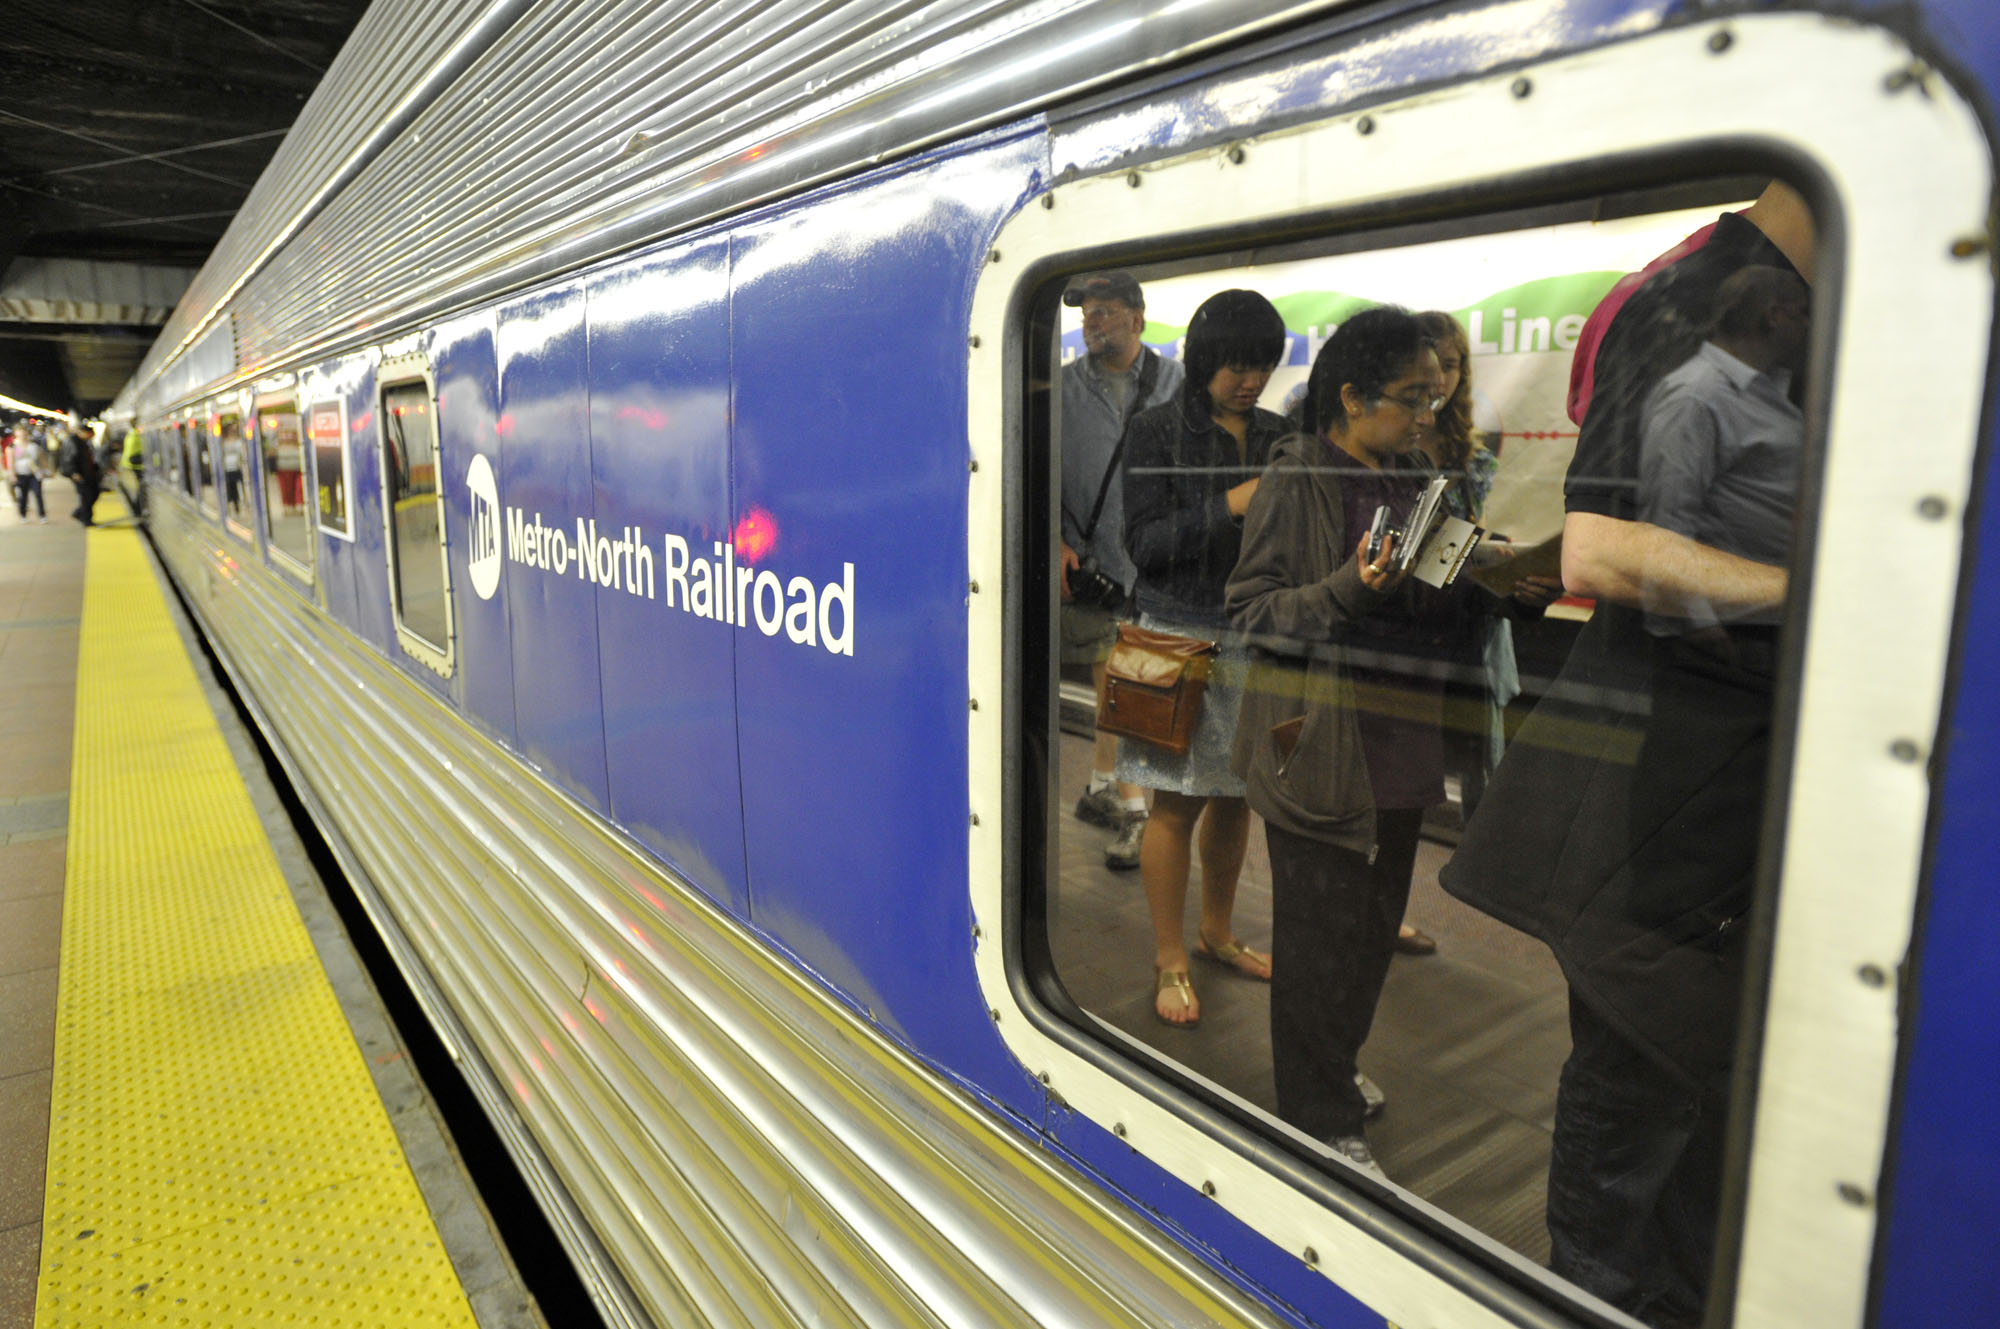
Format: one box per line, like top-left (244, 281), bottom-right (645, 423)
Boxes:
top-left (145, 500), bottom-right (1286, 1329)
top-left (144, 0), bottom-right (511, 386)
top-left (133, 0), bottom-right (1347, 413)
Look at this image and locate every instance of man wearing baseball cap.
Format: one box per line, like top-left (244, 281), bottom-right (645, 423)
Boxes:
top-left (1059, 271), bottom-right (1183, 869)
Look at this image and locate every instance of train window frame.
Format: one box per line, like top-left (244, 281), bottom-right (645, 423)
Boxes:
top-left (964, 14), bottom-right (1991, 1329)
top-left (306, 395), bottom-right (355, 541)
top-left (253, 380), bottom-right (314, 585)
top-left (375, 351), bottom-right (455, 677)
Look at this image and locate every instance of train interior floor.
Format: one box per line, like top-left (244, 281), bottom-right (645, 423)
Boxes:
top-left (1050, 729), bottom-right (1571, 1265)
top-left (0, 478), bottom-right (540, 1328)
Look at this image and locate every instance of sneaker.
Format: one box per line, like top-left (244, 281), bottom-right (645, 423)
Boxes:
top-left (1104, 810), bottom-right (1146, 871)
top-left (1073, 783), bottom-right (1122, 829)
top-left (1355, 1071), bottom-right (1385, 1120)
top-left (1327, 1134), bottom-right (1387, 1180)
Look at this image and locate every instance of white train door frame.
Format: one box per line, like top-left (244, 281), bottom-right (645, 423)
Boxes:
top-left (965, 13), bottom-right (1992, 1328)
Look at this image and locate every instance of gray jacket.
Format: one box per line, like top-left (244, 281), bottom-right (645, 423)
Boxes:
top-left (1059, 346), bottom-right (1183, 593)
top-left (1225, 432), bottom-right (1401, 855)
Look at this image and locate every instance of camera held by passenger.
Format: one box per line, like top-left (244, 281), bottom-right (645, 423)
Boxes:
top-left (1068, 561), bottom-right (1127, 611)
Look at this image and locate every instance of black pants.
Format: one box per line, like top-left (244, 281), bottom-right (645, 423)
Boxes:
top-left (13, 473), bottom-right (43, 518)
top-left (1267, 807), bottom-right (1425, 1139)
top-left (1547, 994), bottom-right (1728, 1327)
top-left (72, 473), bottom-right (100, 525)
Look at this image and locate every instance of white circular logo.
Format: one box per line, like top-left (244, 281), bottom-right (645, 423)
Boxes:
top-left (465, 452), bottom-right (502, 601)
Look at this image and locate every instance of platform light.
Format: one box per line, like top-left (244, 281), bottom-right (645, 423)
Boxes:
top-left (0, 390), bottom-right (69, 417)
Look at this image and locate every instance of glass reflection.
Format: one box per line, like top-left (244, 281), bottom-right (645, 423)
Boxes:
top-left (1042, 185), bottom-right (1815, 1328)
top-left (217, 411), bottom-right (247, 529)
top-left (309, 400), bottom-right (348, 534)
top-left (258, 399), bottom-right (311, 567)
top-left (195, 420), bottom-right (217, 517)
top-left (382, 381), bottom-right (448, 649)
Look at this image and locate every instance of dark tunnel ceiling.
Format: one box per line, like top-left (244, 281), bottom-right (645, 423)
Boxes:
top-left (0, 0), bottom-right (373, 416)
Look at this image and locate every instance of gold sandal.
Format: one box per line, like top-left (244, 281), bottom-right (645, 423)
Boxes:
top-left (1154, 968), bottom-right (1200, 1028)
top-left (1195, 933), bottom-right (1272, 982)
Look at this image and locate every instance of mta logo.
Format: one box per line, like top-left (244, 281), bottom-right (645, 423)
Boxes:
top-left (466, 453), bottom-right (502, 601)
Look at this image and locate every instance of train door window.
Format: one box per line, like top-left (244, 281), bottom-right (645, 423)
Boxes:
top-left (966, 20), bottom-right (1989, 1329)
top-left (1025, 196), bottom-right (1820, 1301)
top-left (308, 398), bottom-right (352, 538)
top-left (378, 367), bottom-right (453, 673)
top-left (257, 393), bottom-right (312, 577)
top-left (217, 403), bottom-right (251, 539)
top-left (176, 421), bottom-right (194, 497)
top-left (167, 422), bottom-right (184, 491)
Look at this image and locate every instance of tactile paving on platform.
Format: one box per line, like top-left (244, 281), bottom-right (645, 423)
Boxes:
top-left (35, 529), bottom-right (477, 1327)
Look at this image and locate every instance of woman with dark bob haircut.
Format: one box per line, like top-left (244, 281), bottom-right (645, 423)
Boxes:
top-left (1118, 288), bottom-right (1291, 1029)
top-left (1227, 305), bottom-right (1556, 1173)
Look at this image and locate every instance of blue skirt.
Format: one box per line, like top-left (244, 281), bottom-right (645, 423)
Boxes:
top-left (1113, 611), bottom-right (1250, 799)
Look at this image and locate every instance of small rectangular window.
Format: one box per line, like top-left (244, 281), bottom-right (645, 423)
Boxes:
top-left (308, 399), bottom-right (352, 537)
top-left (379, 375), bottom-right (452, 672)
top-left (257, 395), bottom-right (312, 575)
top-left (177, 422), bottom-right (194, 497)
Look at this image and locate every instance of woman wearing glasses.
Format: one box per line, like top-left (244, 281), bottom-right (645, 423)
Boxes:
top-left (1226, 305), bottom-right (1496, 1172)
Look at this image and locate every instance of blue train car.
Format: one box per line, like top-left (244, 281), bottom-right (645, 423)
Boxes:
top-left (116, 1), bottom-right (1998, 1325)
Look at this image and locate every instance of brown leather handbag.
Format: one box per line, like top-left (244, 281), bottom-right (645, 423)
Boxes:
top-left (1095, 624), bottom-right (1218, 756)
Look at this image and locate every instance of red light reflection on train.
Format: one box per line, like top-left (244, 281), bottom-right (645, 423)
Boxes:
top-left (733, 506), bottom-right (777, 563)
top-left (616, 405), bottom-right (667, 431)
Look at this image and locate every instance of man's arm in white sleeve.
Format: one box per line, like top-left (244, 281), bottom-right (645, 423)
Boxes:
top-left (1561, 510), bottom-right (1786, 617)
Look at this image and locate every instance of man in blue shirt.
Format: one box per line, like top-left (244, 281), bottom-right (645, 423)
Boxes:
top-left (1445, 188), bottom-right (1814, 1326)
top-left (1638, 267), bottom-right (1810, 635)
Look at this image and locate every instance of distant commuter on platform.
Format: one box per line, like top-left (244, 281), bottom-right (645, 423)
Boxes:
top-left (62, 424), bottom-right (102, 527)
top-left (11, 430), bottom-right (47, 523)
top-left (122, 422), bottom-right (147, 519)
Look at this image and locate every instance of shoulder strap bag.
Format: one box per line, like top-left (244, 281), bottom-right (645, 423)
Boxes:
top-left (1096, 623), bottom-right (1217, 757)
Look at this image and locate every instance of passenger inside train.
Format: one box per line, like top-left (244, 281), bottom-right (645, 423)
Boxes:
top-left (1043, 178), bottom-right (1815, 1329)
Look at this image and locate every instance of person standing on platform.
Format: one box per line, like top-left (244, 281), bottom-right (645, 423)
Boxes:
top-left (62, 423), bottom-right (103, 527)
top-left (122, 422), bottom-right (147, 519)
top-left (1441, 183), bottom-right (1814, 1327)
top-left (1230, 307), bottom-right (1557, 1174)
top-left (1120, 288), bottom-right (1289, 1027)
top-left (1059, 271), bottom-right (1184, 870)
top-left (11, 430), bottom-right (47, 523)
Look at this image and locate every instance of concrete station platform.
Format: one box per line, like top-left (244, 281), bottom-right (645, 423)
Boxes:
top-left (0, 477), bottom-right (542, 1328)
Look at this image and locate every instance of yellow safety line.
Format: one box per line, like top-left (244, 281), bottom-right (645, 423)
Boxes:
top-left (37, 528), bottom-right (478, 1328)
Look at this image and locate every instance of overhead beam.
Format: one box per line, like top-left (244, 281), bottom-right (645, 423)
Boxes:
top-left (1, 258), bottom-right (194, 325)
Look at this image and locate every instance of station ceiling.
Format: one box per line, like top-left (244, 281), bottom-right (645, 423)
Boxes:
top-left (0, 0), bottom-right (372, 418)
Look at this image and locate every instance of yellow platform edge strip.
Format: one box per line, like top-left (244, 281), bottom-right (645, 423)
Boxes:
top-left (36, 529), bottom-right (477, 1328)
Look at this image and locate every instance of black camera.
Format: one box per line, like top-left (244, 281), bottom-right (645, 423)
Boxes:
top-left (1067, 561), bottom-right (1126, 611)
